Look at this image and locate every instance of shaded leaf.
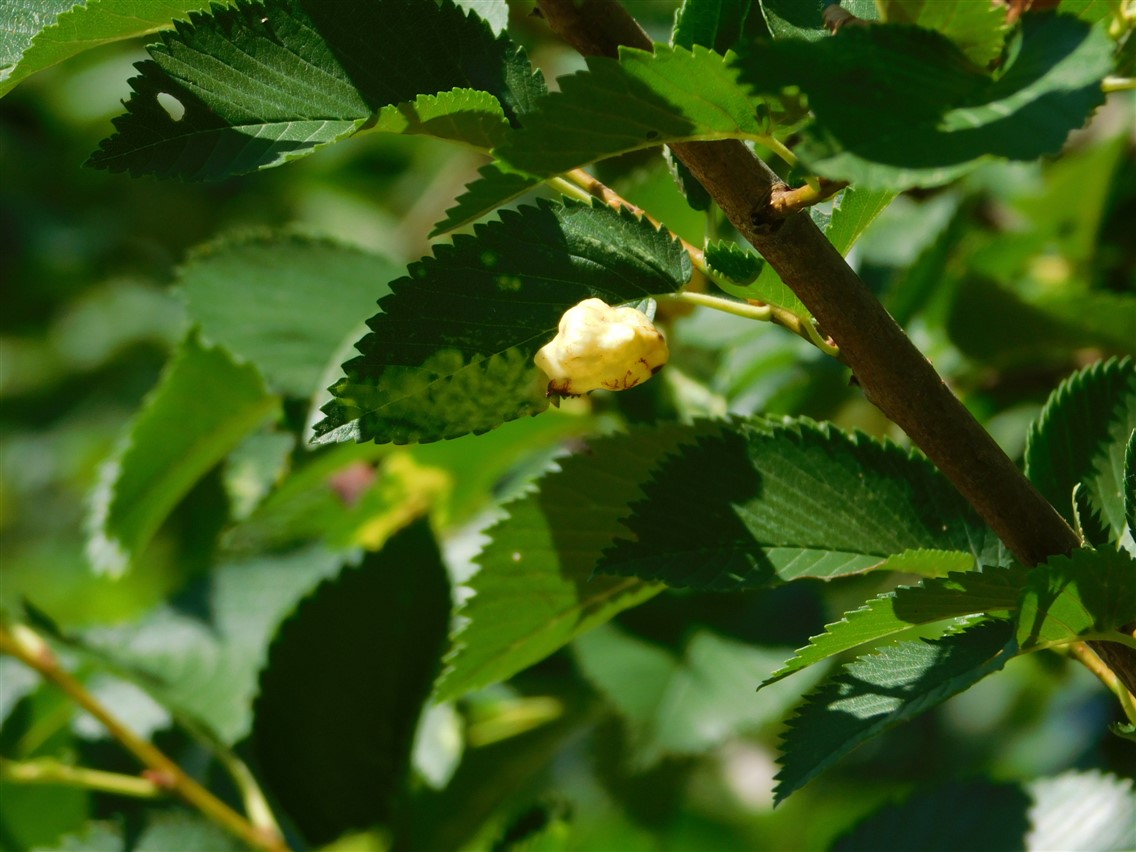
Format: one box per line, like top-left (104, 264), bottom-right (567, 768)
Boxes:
top-left (314, 200), bottom-right (690, 446)
top-left (88, 0), bottom-right (544, 180)
top-left (434, 422), bottom-right (721, 701)
top-left (497, 44), bottom-right (771, 177)
top-left (1059, 0), bottom-right (1126, 25)
top-left (775, 619), bottom-right (1016, 803)
top-left (252, 520), bottom-right (450, 845)
top-left (705, 240), bottom-right (763, 286)
top-left (86, 338), bottom-right (277, 577)
top-left (672, 0), bottom-right (750, 53)
top-left (1016, 548), bottom-right (1136, 651)
top-left (0, 1), bottom-right (241, 99)
top-left (179, 232), bottom-right (400, 398)
top-left (762, 563), bottom-right (1029, 687)
top-left (879, 0), bottom-right (1009, 67)
top-left (598, 417), bottom-right (1002, 591)
top-left (1025, 357), bottom-right (1136, 546)
top-left (735, 15), bottom-right (1112, 189)
top-left (575, 625), bottom-right (827, 768)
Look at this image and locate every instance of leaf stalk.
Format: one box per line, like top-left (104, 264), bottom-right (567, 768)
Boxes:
top-left (0, 757), bottom-right (165, 799)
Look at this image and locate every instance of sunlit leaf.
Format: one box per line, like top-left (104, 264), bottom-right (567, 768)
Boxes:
top-left (86, 338), bottom-right (278, 577)
top-left (775, 620), bottom-right (1015, 803)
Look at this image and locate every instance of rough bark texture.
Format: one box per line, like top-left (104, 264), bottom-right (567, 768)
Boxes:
top-left (535, 0), bottom-right (1136, 694)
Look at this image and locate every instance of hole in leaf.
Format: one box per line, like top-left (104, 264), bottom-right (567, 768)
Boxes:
top-left (645, 130), bottom-right (659, 140)
top-left (156, 92), bottom-right (186, 122)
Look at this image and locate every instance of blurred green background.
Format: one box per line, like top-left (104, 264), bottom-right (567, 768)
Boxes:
top-left (1, 2), bottom-right (1134, 848)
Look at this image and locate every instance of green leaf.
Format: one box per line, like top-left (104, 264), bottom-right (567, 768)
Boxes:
top-left (1025, 357), bottom-right (1136, 546)
top-left (774, 619), bottom-right (1015, 803)
top-left (1016, 548), bottom-right (1136, 651)
top-left (762, 563), bottom-right (1029, 687)
top-left (134, 812), bottom-right (244, 852)
top-left (1059, 0), bottom-right (1126, 25)
top-left (32, 821), bottom-right (123, 852)
top-left (314, 200), bottom-right (691, 446)
top-left (88, 0), bottom-right (545, 180)
top-left (757, 0), bottom-right (826, 41)
top-left (826, 187), bottom-right (898, 255)
top-left (735, 15), bottom-right (1112, 190)
top-left (80, 545), bottom-right (345, 744)
top-left (368, 88), bottom-right (510, 150)
top-left (834, 771), bottom-right (1136, 852)
top-left (178, 232), bottom-right (399, 398)
top-left (0, 0), bottom-right (79, 85)
top-left (879, 0), bottom-right (1009, 67)
top-left (672, 0), bottom-right (750, 53)
top-left (429, 163), bottom-right (541, 237)
top-left (86, 338), bottom-right (277, 577)
top-left (434, 422), bottom-right (721, 701)
top-left (705, 240), bottom-right (763, 286)
top-left (252, 520), bottom-right (450, 845)
top-left (453, 0), bottom-right (509, 35)
top-left (758, 0), bottom-right (878, 41)
top-left (598, 417), bottom-right (1002, 591)
top-left (0, 1), bottom-right (239, 100)
top-left (496, 44), bottom-right (770, 177)
top-left (575, 625), bottom-right (827, 768)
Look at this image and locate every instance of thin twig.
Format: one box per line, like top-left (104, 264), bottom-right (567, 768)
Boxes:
top-left (0, 622), bottom-right (288, 852)
top-left (770, 179), bottom-right (849, 218)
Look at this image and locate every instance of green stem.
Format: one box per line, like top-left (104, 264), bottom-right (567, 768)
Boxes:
top-left (760, 135), bottom-right (797, 169)
top-left (0, 622), bottom-right (289, 852)
top-left (1, 757), bottom-right (165, 799)
top-left (1102, 76), bottom-right (1136, 93)
top-left (1070, 642), bottom-right (1136, 725)
top-left (666, 290), bottom-right (771, 321)
top-left (548, 175), bottom-right (595, 204)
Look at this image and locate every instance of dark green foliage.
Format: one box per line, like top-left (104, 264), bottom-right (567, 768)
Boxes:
top-left (251, 520), bottom-right (450, 845)
top-left (734, 14), bottom-right (1113, 188)
top-left (88, 0), bottom-right (544, 179)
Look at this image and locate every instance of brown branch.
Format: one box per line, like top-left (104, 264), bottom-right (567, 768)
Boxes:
top-left (534, 0), bottom-right (1136, 696)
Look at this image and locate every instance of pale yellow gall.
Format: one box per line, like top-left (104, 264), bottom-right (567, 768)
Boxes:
top-left (534, 298), bottom-right (669, 398)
